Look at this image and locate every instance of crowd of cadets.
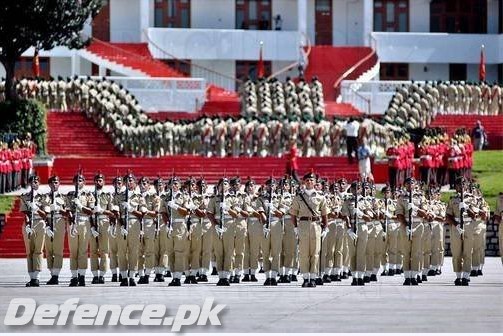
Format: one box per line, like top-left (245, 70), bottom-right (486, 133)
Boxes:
top-left (387, 128), bottom-right (474, 190)
top-left (383, 81), bottom-right (503, 131)
top-left (6, 77), bottom-right (392, 159)
top-left (0, 135), bottom-right (36, 193)
top-left (21, 169), bottom-right (491, 288)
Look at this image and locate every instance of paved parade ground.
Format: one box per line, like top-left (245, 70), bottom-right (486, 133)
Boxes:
top-left (0, 257), bottom-right (502, 333)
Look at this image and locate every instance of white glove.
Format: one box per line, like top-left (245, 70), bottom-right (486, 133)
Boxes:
top-left (385, 211), bottom-right (393, 219)
top-left (111, 205), bottom-right (120, 212)
top-left (347, 229), bottom-right (357, 240)
top-left (293, 227), bottom-right (299, 239)
top-left (406, 227), bottom-right (412, 237)
top-left (91, 227), bottom-right (99, 238)
top-left (167, 200), bottom-right (179, 210)
top-left (215, 226), bottom-right (227, 236)
top-left (263, 225), bottom-right (271, 237)
top-left (456, 225), bottom-right (464, 236)
top-left (139, 230), bottom-right (144, 237)
top-left (69, 225), bottom-right (77, 238)
top-left (220, 203), bottom-right (229, 211)
top-left (139, 206), bottom-right (148, 213)
top-left (73, 199), bottom-right (83, 211)
top-left (93, 205), bottom-right (104, 214)
top-left (187, 203), bottom-right (198, 211)
top-left (407, 203), bottom-right (418, 212)
top-left (27, 201), bottom-right (39, 212)
top-left (122, 202), bottom-right (133, 212)
top-left (25, 225), bottom-right (34, 235)
top-left (320, 228), bottom-right (328, 240)
top-left (166, 225), bottom-right (173, 235)
top-left (458, 202), bottom-right (467, 211)
top-left (45, 227), bottom-right (54, 238)
top-left (50, 204), bottom-right (61, 212)
top-left (233, 207), bottom-right (242, 213)
top-left (355, 208), bottom-right (364, 219)
top-left (121, 227), bottom-right (128, 236)
top-left (107, 225), bottom-right (116, 237)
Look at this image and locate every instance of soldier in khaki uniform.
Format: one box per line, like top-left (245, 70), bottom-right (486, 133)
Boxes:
top-left (363, 183), bottom-right (381, 283)
top-left (162, 176), bottom-right (191, 286)
top-left (396, 177), bottom-right (429, 285)
top-left (152, 177), bottom-right (168, 282)
top-left (378, 185), bottom-right (396, 276)
top-left (290, 171), bottom-right (329, 288)
top-left (66, 173), bottom-right (95, 287)
top-left (21, 175), bottom-right (47, 287)
top-left (341, 181), bottom-right (371, 286)
top-left (89, 173), bottom-right (114, 284)
top-left (43, 175), bottom-right (67, 285)
top-left (109, 176), bottom-right (123, 282)
top-left (242, 178), bottom-right (262, 282)
top-left (257, 178), bottom-right (284, 286)
top-left (192, 178), bottom-right (212, 282)
top-left (227, 177), bottom-right (248, 283)
top-left (278, 177), bottom-right (297, 283)
top-left (183, 177), bottom-right (202, 284)
top-left (446, 177), bottom-right (476, 286)
top-left (428, 186), bottom-right (446, 276)
top-left (468, 182), bottom-right (490, 277)
top-left (137, 177), bottom-right (162, 284)
top-left (116, 173), bottom-right (144, 287)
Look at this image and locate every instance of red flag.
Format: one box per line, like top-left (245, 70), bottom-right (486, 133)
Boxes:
top-left (32, 48), bottom-right (40, 77)
top-left (257, 41), bottom-right (265, 78)
top-left (479, 45), bottom-right (486, 82)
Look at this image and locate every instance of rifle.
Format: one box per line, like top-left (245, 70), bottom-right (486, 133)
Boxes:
top-left (187, 182), bottom-right (193, 240)
top-left (353, 185), bottom-right (358, 244)
top-left (155, 185), bottom-right (161, 239)
top-left (383, 193), bottom-right (388, 234)
top-left (408, 186), bottom-right (413, 241)
top-left (219, 185), bottom-right (225, 239)
top-left (198, 181), bottom-right (204, 237)
top-left (167, 179), bottom-right (173, 237)
top-left (49, 190), bottom-right (55, 242)
top-left (72, 177), bottom-right (80, 235)
top-left (92, 186), bottom-right (99, 245)
top-left (27, 189), bottom-right (34, 239)
top-left (265, 180), bottom-right (274, 238)
top-left (279, 178), bottom-right (285, 233)
top-left (123, 184), bottom-right (129, 240)
top-left (459, 183), bottom-right (464, 241)
top-left (112, 182), bottom-right (119, 237)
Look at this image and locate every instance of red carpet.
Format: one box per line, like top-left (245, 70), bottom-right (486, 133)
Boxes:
top-left (430, 115), bottom-right (503, 149)
top-left (47, 113), bottom-right (118, 157)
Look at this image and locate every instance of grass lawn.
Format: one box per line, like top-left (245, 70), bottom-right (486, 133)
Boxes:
top-left (471, 150), bottom-right (503, 211)
top-left (0, 195), bottom-right (15, 214)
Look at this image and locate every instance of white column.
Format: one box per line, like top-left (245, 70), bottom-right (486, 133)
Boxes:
top-left (139, 0), bottom-right (150, 42)
top-left (71, 53), bottom-right (81, 76)
top-left (362, 0), bottom-right (373, 46)
top-left (298, 0), bottom-right (307, 45)
top-left (98, 65), bottom-right (107, 77)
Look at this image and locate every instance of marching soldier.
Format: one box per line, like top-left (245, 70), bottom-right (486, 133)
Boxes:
top-left (495, 192), bottom-right (503, 265)
top-left (109, 175), bottom-right (123, 282)
top-left (183, 177), bottom-right (201, 284)
top-left (43, 175), bottom-right (67, 285)
top-left (152, 177), bottom-right (168, 282)
top-left (379, 185), bottom-right (396, 276)
top-left (396, 177), bottom-right (428, 286)
top-left (116, 172), bottom-right (144, 287)
top-left (193, 178), bottom-right (212, 282)
top-left (428, 186), bottom-right (446, 276)
top-left (89, 173), bottom-right (114, 284)
top-left (66, 173), bottom-right (95, 287)
top-left (21, 175), bottom-right (47, 287)
top-left (278, 176), bottom-right (297, 283)
top-left (257, 177), bottom-right (283, 286)
top-left (162, 176), bottom-right (191, 286)
top-left (290, 171), bottom-right (329, 287)
top-left (242, 178), bottom-right (262, 282)
top-left (227, 177), bottom-right (248, 283)
top-left (468, 182), bottom-right (489, 276)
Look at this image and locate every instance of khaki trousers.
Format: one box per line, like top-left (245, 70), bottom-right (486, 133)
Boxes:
top-left (261, 220), bottom-right (283, 273)
top-left (45, 217), bottom-right (66, 271)
top-left (450, 222), bottom-right (475, 273)
top-left (398, 223), bottom-right (424, 272)
top-left (281, 218), bottom-right (297, 270)
top-left (374, 224), bottom-right (386, 270)
top-left (430, 221), bottom-right (444, 267)
top-left (187, 217), bottom-right (202, 270)
top-left (499, 220), bottom-right (503, 264)
top-left (90, 217), bottom-right (110, 273)
top-left (23, 219), bottom-right (45, 273)
top-left (349, 223), bottom-right (368, 273)
top-left (244, 218), bottom-right (262, 271)
top-left (199, 219), bottom-right (213, 270)
top-left (69, 218), bottom-right (90, 271)
top-left (321, 220), bottom-right (337, 271)
top-left (118, 219), bottom-right (141, 273)
top-left (471, 220), bottom-right (485, 268)
top-left (298, 219), bottom-right (321, 274)
top-left (422, 223), bottom-right (432, 270)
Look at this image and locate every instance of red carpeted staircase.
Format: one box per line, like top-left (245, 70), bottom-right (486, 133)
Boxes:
top-left (47, 113), bottom-right (118, 157)
top-left (430, 115), bottom-right (503, 149)
top-left (0, 199), bottom-right (26, 257)
top-left (304, 46), bottom-right (378, 101)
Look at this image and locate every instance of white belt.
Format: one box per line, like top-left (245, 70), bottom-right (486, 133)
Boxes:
top-left (284, 215), bottom-right (291, 220)
top-left (49, 215), bottom-right (63, 220)
top-left (78, 215), bottom-right (89, 220)
top-left (33, 216), bottom-right (44, 221)
top-left (128, 216), bottom-right (139, 221)
top-left (455, 218), bottom-right (472, 224)
top-left (172, 218), bottom-right (186, 224)
top-left (143, 219), bottom-right (154, 225)
top-left (96, 215), bottom-right (109, 220)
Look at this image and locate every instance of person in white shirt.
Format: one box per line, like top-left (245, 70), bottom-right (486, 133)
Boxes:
top-left (344, 118), bottom-right (360, 163)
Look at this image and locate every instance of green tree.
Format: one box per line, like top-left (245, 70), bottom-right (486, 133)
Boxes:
top-left (0, 0), bottom-right (102, 101)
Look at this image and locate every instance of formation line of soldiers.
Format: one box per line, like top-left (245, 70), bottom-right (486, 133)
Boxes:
top-left (21, 171), bottom-right (490, 288)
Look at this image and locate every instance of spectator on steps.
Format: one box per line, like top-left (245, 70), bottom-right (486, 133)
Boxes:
top-left (471, 120), bottom-right (487, 151)
top-left (344, 117), bottom-right (359, 164)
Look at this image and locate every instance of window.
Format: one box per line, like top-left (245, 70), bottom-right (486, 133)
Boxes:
top-left (430, 0), bottom-right (486, 33)
top-left (236, 60), bottom-right (272, 82)
top-left (380, 63), bottom-right (409, 80)
top-left (374, 0), bottom-right (409, 32)
top-left (236, 0), bottom-right (271, 30)
top-left (154, 0), bottom-right (191, 28)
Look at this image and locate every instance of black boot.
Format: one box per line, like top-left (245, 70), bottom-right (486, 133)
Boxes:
top-left (341, 272), bottom-right (349, 279)
top-left (232, 275), bottom-right (240, 283)
top-left (357, 278), bottom-right (365, 286)
top-left (370, 274), bottom-right (378, 282)
top-left (416, 275), bottom-right (422, 284)
top-left (198, 274), bottom-right (208, 282)
top-left (470, 270), bottom-right (478, 277)
top-left (46, 275), bottom-right (59, 285)
top-left (477, 270), bottom-right (483, 276)
top-left (259, 267), bottom-right (265, 273)
top-left (183, 276), bottom-right (191, 284)
top-left (111, 274), bottom-right (118, 282)
top-left (380, 270), bottom-right (388, 276)
top-left (139, 275), bottom-right (149, 284)
top-left (411, 277), bottom-right (418, 286)
top-left (250, 275), bottom-right (258, 282)
top-left (421, 275), bottom-right (428, 282)
top-left (315, 277), bottom-right (324, 285)
top-left (388, 269), bottom-right (395, 276)
top-left (242, 274), bottom-right (251, 282)
top-left (263, 278), bottom-right (272, 286)
top-left (78, 275), bottom-right (86, 287)
top-left (331, 274), bottom-right (341, 282)
top-left (119, 274), bottom-right (123, 282)
top-left (290, 274), bottom-right (298, 282)
top-left (427, 269), bottom-right (436, 276)
top-left (363, 276), bottom-right (370, 283)
top-left (322, 274), bottom-right (331, 283)
top-left (351, 278), bottom-right (358, 286)
top-left (211, 267), bottom-right (218, 276)
top-left (120, 278), bottom-right (129, 286)
top-left (165, 270), bottom-right (172, 278)
top-left (189, 275), bottom-right (198, 284)
top-left (461, 278), bottom-right (469, 286)
top-left (302, 279), bottom-right (309, 287)
top-left (92, 276), bottom-right (100, 284)
top-left (26, 279), bottom-right (40, 287)
top-left (99, 276), bottom-right (105, 284)
top-left (403, 278), bottom-right (411, 286)
top-left (454, 278), bottom-right (462, 286)
top-left (168, 278), bottom-right (181, 287)
top-left (69, 277), bottom-right (79, 287)
top-left (308, 279), bottom-right (316, 287)
top-left (270, 277), bottom-right (278, 286)
top-left (129, 278), bottom-right (136, 286)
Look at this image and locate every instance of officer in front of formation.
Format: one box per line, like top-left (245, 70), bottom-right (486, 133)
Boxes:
top-left (290, 171), bottom-right (329, 288)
